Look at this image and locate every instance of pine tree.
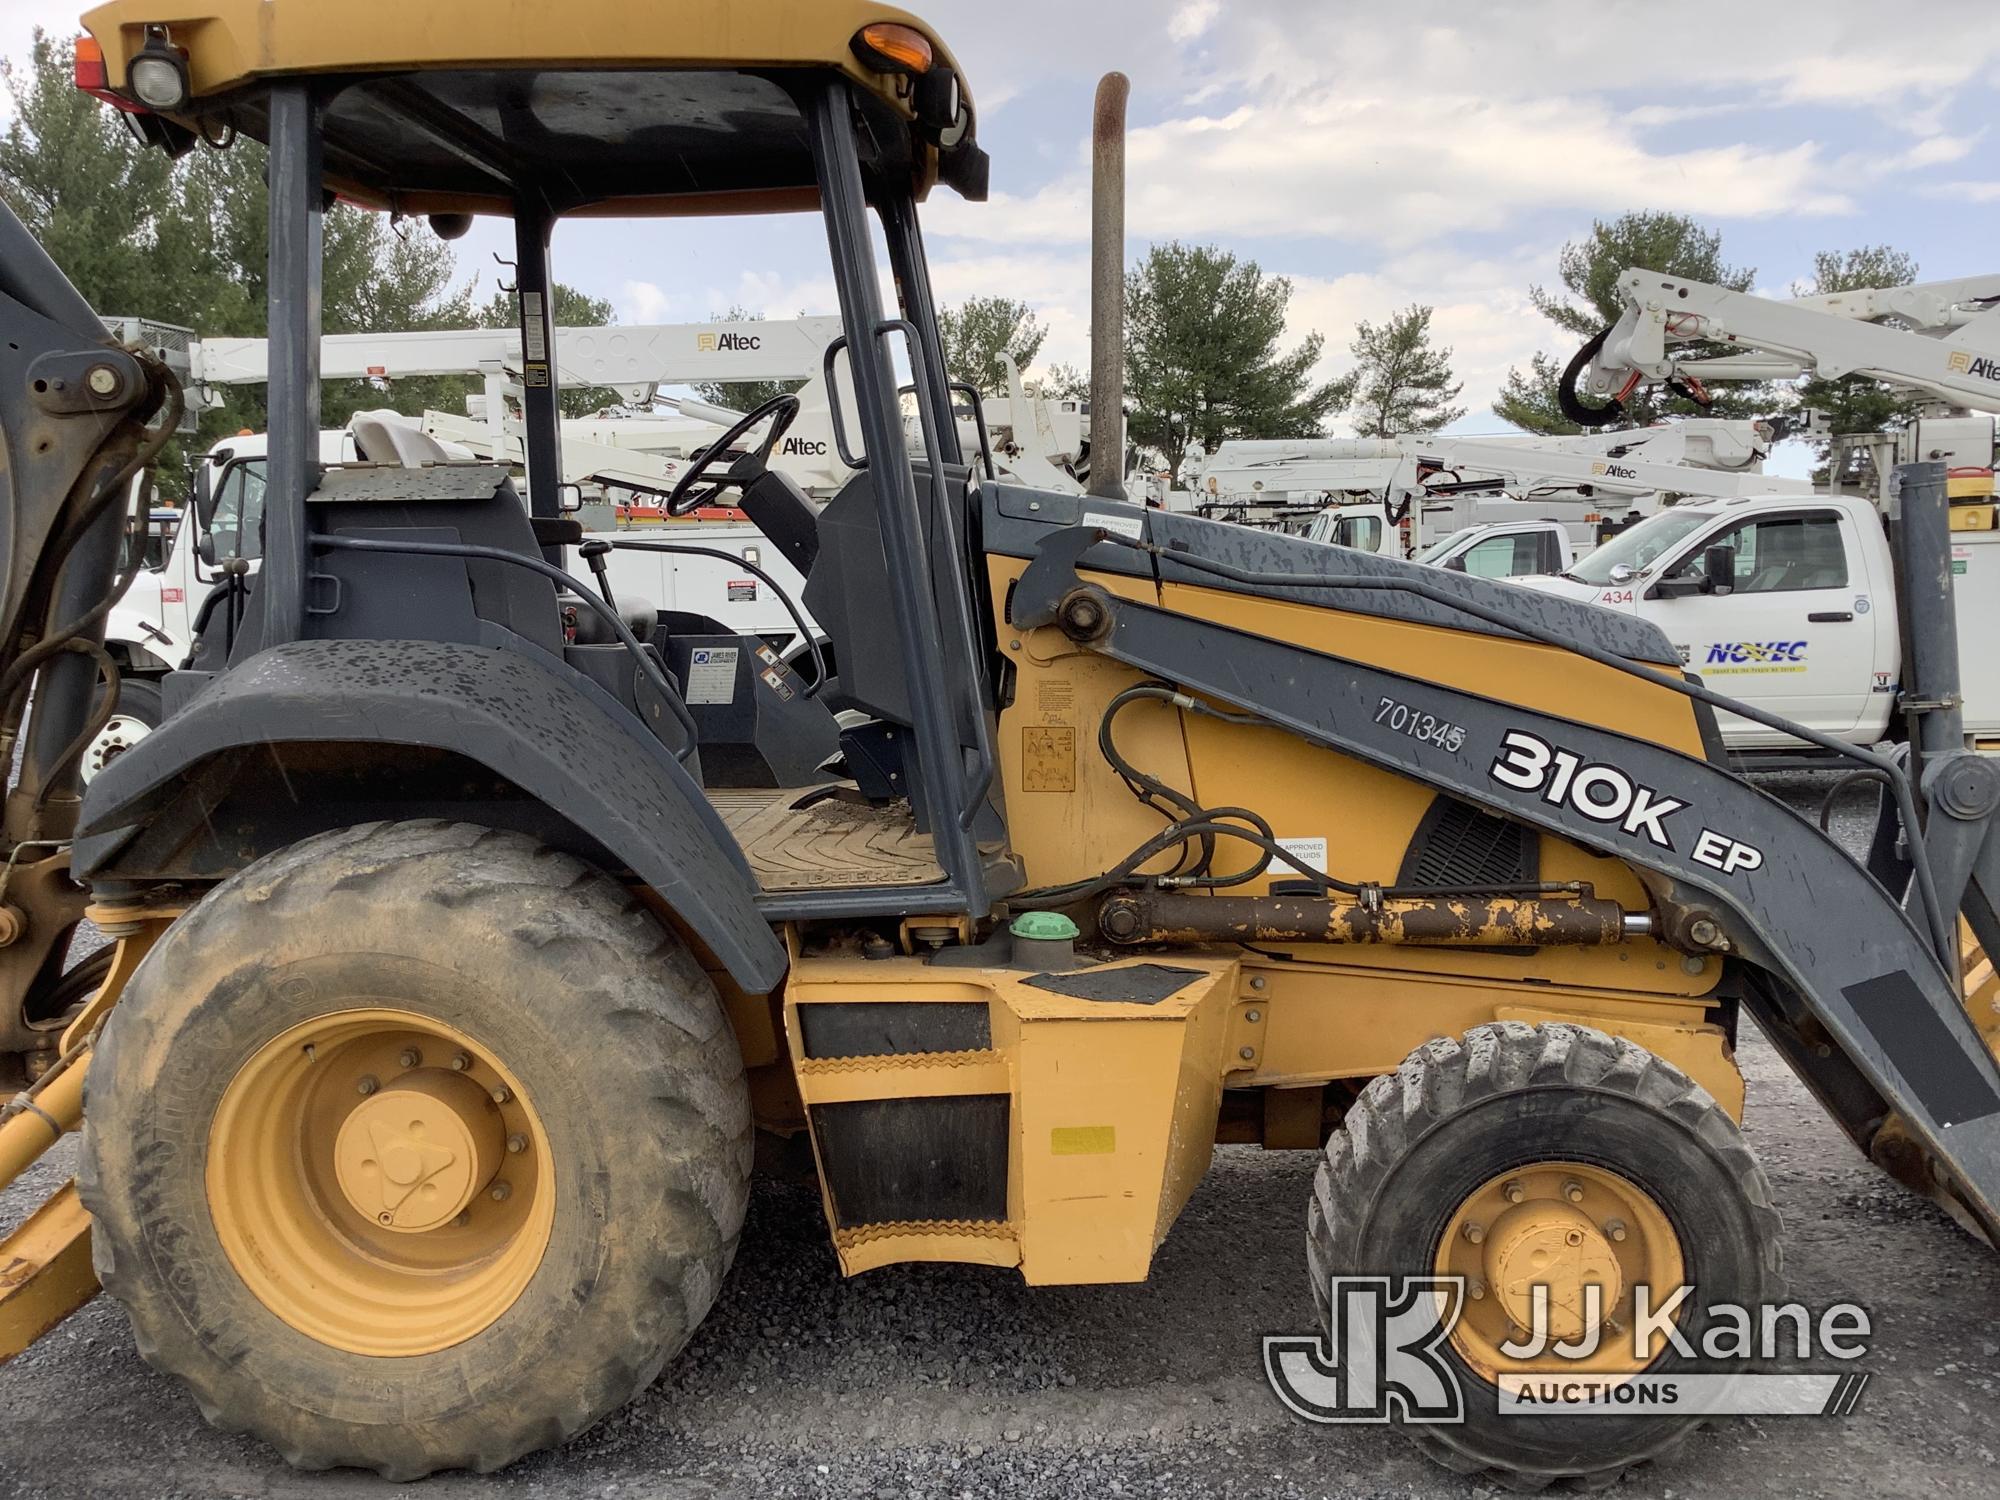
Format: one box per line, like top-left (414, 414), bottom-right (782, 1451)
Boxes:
top-left (1124, 242), bottom-right (1350, 481)
top-left (1347, 305), bottom-right (1465, 437)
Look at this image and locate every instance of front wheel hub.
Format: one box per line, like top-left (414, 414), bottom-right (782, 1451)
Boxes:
top-left (1483, 1200), bottom-right (1622, 1344)
top-left (1435, 1160), bottom-right (1683, 1383)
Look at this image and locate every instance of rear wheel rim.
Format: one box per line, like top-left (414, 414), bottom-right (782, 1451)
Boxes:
top-left (82, 714), bottom-right (151, 782)
top-left (1432, 1159), bottom-right (1683, 1385)
top-left (206, 1007), bottom-right (555, 1356)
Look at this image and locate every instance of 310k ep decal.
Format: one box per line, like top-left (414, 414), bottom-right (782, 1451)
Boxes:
top-left (1489, 730), bottom-right (1763, 874)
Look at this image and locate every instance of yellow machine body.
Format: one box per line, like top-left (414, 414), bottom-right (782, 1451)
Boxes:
top-left (746, 554), bottom-right (1748, 1283)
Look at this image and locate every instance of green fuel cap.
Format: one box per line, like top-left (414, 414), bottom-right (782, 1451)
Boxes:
top-left (1010, 911), bottom-right (1080, 941)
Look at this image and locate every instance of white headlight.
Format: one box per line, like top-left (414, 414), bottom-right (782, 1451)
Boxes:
top-left (129, 53), bottom-right (188, 111)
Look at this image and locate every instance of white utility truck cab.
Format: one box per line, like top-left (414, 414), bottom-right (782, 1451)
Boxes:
top-left (1301, 498), bottom-right (1393, 554)
top-left (1519, 490), bottom-right (2000, 752)
top-left (1415, 518), bottom-right (1576, 578)
top-left (1305, 501), bottom-right (1588, 579)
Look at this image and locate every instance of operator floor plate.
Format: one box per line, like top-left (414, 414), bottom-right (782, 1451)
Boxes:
top-left (708, 786), bottom-right (944, 891)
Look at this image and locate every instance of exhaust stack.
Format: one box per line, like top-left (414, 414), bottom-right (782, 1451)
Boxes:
top-left (1088, 72), bottom-right (1128, 500)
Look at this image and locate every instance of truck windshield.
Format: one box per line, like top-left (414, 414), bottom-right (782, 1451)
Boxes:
top-left (1415, 527), bottom-right (1479, 563)
top-left (1570, 508), bottom-right (1717, 585)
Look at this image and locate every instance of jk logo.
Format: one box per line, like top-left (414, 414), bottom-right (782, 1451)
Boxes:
top-left (1264, 1277), bottom-right (1465, 1424)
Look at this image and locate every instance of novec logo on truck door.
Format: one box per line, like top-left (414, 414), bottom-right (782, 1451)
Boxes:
top-left (1703, 641), bottom-right (1808, 673)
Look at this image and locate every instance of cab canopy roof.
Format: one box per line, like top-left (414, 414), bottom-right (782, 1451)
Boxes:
top-left (80, 0), bottom-right (985, 217)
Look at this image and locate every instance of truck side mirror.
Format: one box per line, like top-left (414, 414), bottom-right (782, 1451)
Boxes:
top-left (197, 531), bottom-right (218, 567)
top-left (1443, 554), bottom-right (1467, 572)
top-left (1703, 543), bottom-right (1736, 596)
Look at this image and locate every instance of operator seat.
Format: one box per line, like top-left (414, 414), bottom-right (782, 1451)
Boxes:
top-left (348, 410), bottom-right (468, 468)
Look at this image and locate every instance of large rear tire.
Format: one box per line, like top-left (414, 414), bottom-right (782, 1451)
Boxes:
top-left (80, 820), bottom-right (753, 1478)
top-left (1307, 1021), bottom-right (1782, 1489)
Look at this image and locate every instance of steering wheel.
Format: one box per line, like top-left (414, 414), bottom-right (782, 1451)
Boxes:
top-left (664, 392), bottom-right (802, 517)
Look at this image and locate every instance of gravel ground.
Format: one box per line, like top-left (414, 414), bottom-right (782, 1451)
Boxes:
top-left (2, 772), bottom-right (1995, 1499)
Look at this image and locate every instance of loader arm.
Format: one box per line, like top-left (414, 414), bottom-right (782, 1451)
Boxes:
top-left (1011, 518), bottom-right (2000, 1241)
top-left (0, 199), bottom-right (172, 1061)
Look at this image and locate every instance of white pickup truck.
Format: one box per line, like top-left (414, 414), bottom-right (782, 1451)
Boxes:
top-left (1517, 491), bottom-right (2000, 753)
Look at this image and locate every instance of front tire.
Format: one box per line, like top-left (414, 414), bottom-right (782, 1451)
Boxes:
top-left (80, 820), bottom-right (753, 1478)
top-left (1307, 1021), bottom-right (1782, 1488)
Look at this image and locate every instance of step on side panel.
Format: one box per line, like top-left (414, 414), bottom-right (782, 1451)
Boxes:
top-left (782, 953), bottom-right (1240, 1282)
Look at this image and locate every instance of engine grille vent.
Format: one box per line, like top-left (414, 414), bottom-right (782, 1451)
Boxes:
top-left (1397, 796), bottom-right (1537, 890)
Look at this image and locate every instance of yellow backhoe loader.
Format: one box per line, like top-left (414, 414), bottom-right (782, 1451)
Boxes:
top-left (2, 1), bottom-right (1998, 1487)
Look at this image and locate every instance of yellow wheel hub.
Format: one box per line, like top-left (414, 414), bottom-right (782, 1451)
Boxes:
top-left (207, 1008), bottom-right (554, 1357)
top-left (332, 1069), bottom-right (503, 1232)
top-left (1434, 1161), bottom-right (1683, 1384)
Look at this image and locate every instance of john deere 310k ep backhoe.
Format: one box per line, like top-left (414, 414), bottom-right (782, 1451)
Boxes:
top-left (3, 2), bottom-right (2000, 1486)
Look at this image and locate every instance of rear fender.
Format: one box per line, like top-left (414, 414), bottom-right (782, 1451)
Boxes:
top-left (73, 638), bottom-right (787, 992)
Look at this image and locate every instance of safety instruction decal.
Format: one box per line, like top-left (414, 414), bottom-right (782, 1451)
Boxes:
top-left (686, 646), bottom-right (739, 705)
top-left (1021, 725), bottom-right (1077, 791)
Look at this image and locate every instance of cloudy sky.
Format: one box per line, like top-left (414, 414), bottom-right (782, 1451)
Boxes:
top-left (6, 0), bottom-right (1997, 476)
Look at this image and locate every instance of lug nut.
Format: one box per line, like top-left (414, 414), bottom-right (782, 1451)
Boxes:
top-left (454, 1211), bottom-right (471, 1227)
top-left (1468, 1280), bottom-right (1486, 1300)
top-left (489, 1181), bottom-right (512, 1202)
top-left (450, 1051), bottom-right (472, 1071)
top-left (1462, 1222), bottom-right (1485, 1245)
top-left (507, 1133), bottom-right (528, 1154)
top-left (492, 1084), bottom-right (512, 1104)
top-left (1238, 1046), bottom-right (1255, 1061)
top-left (399, 1047), bottom-right (422, 1069)
top-left (356, 1075), bottom-right (379, 1096)
top-left (1503, 1179), bottom-right (1526, 1204)
top-left (1605, 1218), bottom-right (1629, 1243)
top-left (1563, 1179), bottom-right (1585, 1204)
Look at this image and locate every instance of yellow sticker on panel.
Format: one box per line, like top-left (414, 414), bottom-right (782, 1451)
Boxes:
top-left (1050, 1124), bottom-right (1116, 1155)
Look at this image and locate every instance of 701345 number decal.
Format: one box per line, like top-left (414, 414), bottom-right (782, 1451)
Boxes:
top-left (1375, 696), bottom-right (1466, 753)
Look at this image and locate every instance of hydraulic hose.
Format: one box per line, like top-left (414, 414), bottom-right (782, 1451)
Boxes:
top-left (1557, 325), bottom-right (1626, 428)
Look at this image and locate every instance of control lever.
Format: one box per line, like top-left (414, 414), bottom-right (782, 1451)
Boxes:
top-left (578, 538), bottom-right (618, 608)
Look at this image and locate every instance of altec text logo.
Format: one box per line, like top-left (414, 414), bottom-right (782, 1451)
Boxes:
top-left (696, 332), bottom-right (763, 352)
top-left (1590, 461), bottom-right (1639, 480)
top-left (1947, 350), bottom-right (2000, 382)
